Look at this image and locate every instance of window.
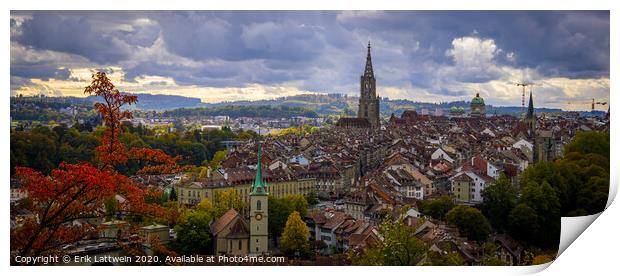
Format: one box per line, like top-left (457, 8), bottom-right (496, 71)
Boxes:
top-left (257, 200), bottom-right (262, 211)
top-left (239, 240), bottom-right (242, 250)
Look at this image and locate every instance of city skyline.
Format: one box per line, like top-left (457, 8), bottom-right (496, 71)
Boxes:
top-left (10, 11), bottom-right (610, 111)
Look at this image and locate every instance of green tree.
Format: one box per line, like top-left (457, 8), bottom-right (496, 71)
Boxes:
top-left (507, 203), bottom-right (539, 245)
top-left (446, 205), bottom-right (491, 242)
top-left (269, 195), bottom-right (309, 246)
top-left (169, 188), bottom-right (178, 202)
top-left (480, 242), bottom-right (509, 265)
top-left (419, 196), bottom-right (454, 220)
top-left (305, 190), bottom-right (319, 205)
top-left (352, 212), bottom-right (427, 265)
top-left (172, 210), bottom-right (213, 254)
top-left (280, 211), bottom-right (310, 257)
top-left (481, 173), bottom-right (517, 232)
top-left (520, 181), bottom-right (560, 249)
top-left (563, 131), bottom-right (609, 157)
top-left (425, 251), bottom-right (466, 266)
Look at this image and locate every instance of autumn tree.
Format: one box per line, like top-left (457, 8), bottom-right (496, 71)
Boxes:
top-left (280, 211), bottom-right (310, 257)
top-left (210, 189), bottom-right (246, 218)
top-left (268, 195), bottom-right (308, 246)
top-left (209, 149), bottom-right (227, 171)
top-left (11, 72), bottom-right (189, 261)
top-left (84, 72), bottom-right (137, 168)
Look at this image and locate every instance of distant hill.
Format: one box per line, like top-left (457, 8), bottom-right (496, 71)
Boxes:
top-left (161, 105), bottom-right (319, 119)
top-left (86, 93), bottom-right (203, 111)
top-left (203, 93), bottom-right (563, 117)
top-left (11, 93), bottom-right (567, 118)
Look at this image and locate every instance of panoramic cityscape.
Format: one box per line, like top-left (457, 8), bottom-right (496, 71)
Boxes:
top-left (9, 11), bottom-right (610, 266)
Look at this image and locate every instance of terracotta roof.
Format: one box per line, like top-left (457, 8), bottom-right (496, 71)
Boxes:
top-left (210, 208), bottom-right (239, 235)
top-left (226, 217), bottom-right (250, 239)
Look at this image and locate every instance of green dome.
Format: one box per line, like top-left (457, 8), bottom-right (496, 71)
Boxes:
top-left (471, 93), bottom-right (485, 105)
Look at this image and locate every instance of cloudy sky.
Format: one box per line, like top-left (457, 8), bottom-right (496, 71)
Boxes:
top-left (10, 11), bottom-right (610, 110)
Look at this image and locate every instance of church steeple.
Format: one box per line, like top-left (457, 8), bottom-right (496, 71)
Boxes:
top-left (364, 41), bottom-right (374, 78)
top-left (250, 143), bottom-right (267, 195)
top-left (249, 141), bottom-right (269, 255)
top-left (526, 89), bottom-right (534, 119)
top-left (524, 89), bottom-right (536, 139)
top-left (358, 41), bottom-right (380, 128)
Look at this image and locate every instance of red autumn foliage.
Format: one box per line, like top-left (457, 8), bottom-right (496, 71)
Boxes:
top-left (84, 72), bottom-right (137, 168)
top-left (11, 72), bottom-right (191, 262)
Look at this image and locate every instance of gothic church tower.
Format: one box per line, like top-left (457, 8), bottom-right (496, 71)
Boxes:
top-left (249, 144), bottom-right (268, 255)
top-left (358, 42), bottom-right (381, 128)
top-left (524, 90), bottom-right (536, 138)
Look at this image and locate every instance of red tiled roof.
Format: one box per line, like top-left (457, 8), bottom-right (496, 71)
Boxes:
top-left (210, 208), bottom-right (239, 235)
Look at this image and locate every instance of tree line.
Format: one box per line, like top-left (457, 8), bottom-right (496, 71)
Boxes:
top-left (10, 123), bottom-right (259, 175)
top-left (161, 105), bottom-right (319, 119)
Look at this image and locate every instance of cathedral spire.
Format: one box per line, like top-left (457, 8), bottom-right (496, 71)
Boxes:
top-left (526, 89), bottom-right (534, 119)
top-left (364, 41), bottom-right (374, 78)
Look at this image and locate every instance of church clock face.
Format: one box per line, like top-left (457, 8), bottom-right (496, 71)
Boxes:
top-left (255, 213), bottom-right (263, 221)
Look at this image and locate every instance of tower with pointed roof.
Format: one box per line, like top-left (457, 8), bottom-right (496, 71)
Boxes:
top-left (249, 143), bottom-right (268, 255)
top-left (358, 42), bottom-right (381, 128)
top-left (524, 90), bottom-right (536, 138)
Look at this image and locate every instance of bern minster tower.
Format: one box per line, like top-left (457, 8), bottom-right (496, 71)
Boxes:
top-left (358, 42), bottom-right (381, 128)
top-left (249, 144), bottom-right (268, 255)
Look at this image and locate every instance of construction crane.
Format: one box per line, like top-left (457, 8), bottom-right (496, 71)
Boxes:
top-left (509, 82), bottom-right (539, 109)
top-left (566, 98), bottom-right (608, 112)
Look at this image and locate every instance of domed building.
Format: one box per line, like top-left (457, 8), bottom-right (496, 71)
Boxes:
top-left (470, 92), bottom-right (486, 117)
top-left (449, 106), bottom-right (465, 117)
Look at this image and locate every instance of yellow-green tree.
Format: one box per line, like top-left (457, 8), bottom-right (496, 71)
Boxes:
top-left (280, 211), bottom-right (310, 257)
top-left (209, 150), bottom-right (227, 170)
top-left (198, 166), bottom-right (210, 178)
top-left (211, 189), bottom-right (246, 218)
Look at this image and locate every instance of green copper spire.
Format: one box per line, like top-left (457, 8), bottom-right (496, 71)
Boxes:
top-left (250, 143), bottom-right (268, 195)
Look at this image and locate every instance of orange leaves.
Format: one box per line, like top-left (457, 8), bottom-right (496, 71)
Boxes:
top-left (12, 72), bottom-right (189, 258)
top-left (84, 72), bottom-right (137, 128)
top-left (129, 148), bottom-right (191, 175)
top-left (16, 163), bottom-right (116, 205)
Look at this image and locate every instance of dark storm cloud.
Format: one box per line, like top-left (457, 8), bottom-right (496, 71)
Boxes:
top-left (11, 62), bottom-right (71, 80)
top-left (15, 11), bottom-right (133, 64)
top-left (337, 11), bottom-right (609, 79)
top-left (10, 10), bottom-right (609, 97)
